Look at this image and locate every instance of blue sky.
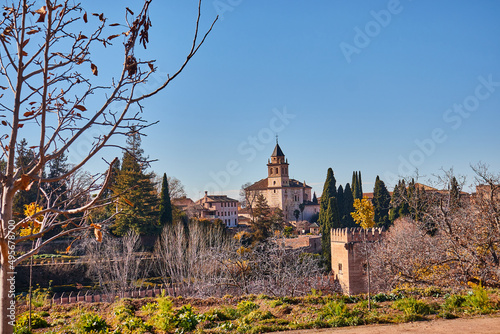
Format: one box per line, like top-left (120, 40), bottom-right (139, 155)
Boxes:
top-left (25, 0), bottom-right (500, 200)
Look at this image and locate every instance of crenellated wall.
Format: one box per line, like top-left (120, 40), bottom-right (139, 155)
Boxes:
top-left (330, 227), bottom-right (385, 295)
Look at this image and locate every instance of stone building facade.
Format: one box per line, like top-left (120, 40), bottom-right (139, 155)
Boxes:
top-left (330, 227), bottom-right (385, 295)
top-left (245, 142), bottom-right (318, 221)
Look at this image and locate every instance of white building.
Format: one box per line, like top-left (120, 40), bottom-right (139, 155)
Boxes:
top-left (194, 191), bottom-right (239, 227)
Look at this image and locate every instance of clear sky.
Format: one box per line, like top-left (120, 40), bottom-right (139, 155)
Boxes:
top-left (33, 1), bottom-right (500, 200)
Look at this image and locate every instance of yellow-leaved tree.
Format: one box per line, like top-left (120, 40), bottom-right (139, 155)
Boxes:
top-left (351, 197), bottom-right (375, 308)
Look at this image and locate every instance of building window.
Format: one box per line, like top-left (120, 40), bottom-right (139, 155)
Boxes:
top-left (275, 167), bottom-right (278, 174)
top-left (338, 263), bottom-right (343, 274)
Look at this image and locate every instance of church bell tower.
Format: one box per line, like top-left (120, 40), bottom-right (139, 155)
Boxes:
top-left (267, 139), bottom-right (289, 188)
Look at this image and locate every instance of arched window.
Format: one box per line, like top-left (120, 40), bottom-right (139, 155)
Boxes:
top-left (275, 167), bottom-right (279, 174)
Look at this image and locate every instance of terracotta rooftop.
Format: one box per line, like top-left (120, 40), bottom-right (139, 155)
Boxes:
top-left (245, 178), bottom-right (312, 191)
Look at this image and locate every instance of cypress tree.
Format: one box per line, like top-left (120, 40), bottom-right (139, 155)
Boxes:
top-left (358, 171), bottom-right (363, 198)
top-left (319, 168), bottom-right (337, 224)
top-left (159, 173), bottom-right (173, 226)
top-left (312, 192), bottom-right (318, 204)
top-left (337, 185), bottom-right (345, 226)
top-left (351, 171), bottom-right (357, 199)
top-left (373, 176), bottom-right (391, 228)
top-left (351, 171), bottom-right (363, 200)
top-left (319, 168), bottom-right (339, 271)
top-left (450, 176), bottom-right (461, 210)
top-left (321, 196), bottom-right (340, 271)
top-left (343, 183), bottom-right (355, 227)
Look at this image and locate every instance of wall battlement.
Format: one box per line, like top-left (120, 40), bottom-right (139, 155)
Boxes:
top-left (330, 227), bottom-right (384, 243)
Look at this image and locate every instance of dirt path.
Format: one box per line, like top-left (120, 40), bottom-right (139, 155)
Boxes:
top-left (277, 316), bottom-right (500, 334)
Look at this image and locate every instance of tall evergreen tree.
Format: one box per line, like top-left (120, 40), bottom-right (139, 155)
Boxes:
top-left (45, 151), bottom-right (69, 204)
top-left (351, 171), bottom-right (363, 200)
top-left (13, 139), bottom-right (38, 220)
top-left (319, 168), bottom-right (337, 224)
top-left (373, 176), bottom-right (391, 228)
top-left (312, 192), bottom-right (318, 204)
top-left (337, 185), bottom-right (345, 226)
top-left (342, 183), bottom-right (355, 227)
top-left (321, 196), bottom-right (341, 271)
top-left (112, 131), bottom-right (160, 236)
top-left (159, 173), bottom-right (173, 227)
top-left (449, 176), bottom-right (461, 210)
top-left (389, 180), bottom-right (410, 222)
top-left (357, 171), bottom-right (363, 198)
top-left (252, 194), bottom-right (273, 242)
top-left (319, 168), bottom-right (339, 271)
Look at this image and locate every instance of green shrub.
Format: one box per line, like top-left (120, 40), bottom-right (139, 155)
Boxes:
top-left (393, 298), bottom-right (433, 321)
top-left (147, 297), bottom-right (175, 332)
top-left (237, 300), bottom-right (259, 316)
top-left (268, 299), bottom-right (283, 308)
top-left (465, 286), bottom-right (492, 314)
top-left (205, 306), bottom-right (239, 321)
top-left (175, 305), bottom-right (200, 333)
top-left (443, 294), bottom-right (466, 312)
top-left (320, 300), bottom-right (350, 319)
top-left (113, 300), bottom-right (135, 322)
top-left (75, 312), bottom-right (108, 333)
top-left (15, 313), bottom-right (49, 329)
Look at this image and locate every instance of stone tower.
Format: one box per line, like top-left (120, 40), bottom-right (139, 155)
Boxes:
top-left (267, 141), bottom-right (289, 188)
top-left (330, 227), bottom-right (384, 295)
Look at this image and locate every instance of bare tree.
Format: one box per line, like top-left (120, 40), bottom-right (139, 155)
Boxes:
top-left (154, 175), bottom-right (187, 199)
top-left (373, 165), bottom-right (500, 290)
top-left (0, 0), bottom-right (217, 331)
top-left (154, 220), bottom-right (231, 298)
top-left (84, 231), bottom-right (146, 298)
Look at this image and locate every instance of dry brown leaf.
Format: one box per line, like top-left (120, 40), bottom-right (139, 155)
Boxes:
top-left (34, 6), bottom-right (47, 15)
top-left (83, 12), bottom-right (87, 23)
top-left (91, 63), bottom-right (98, 76)
top-left (109, 23), bottom-right (120, 27)
top-left (123, 198), bottom-right (134, 207)
top-left (23, 111), bottom-right (34, 117)
top-left (126, 7), bottom-right (134, 15)
top-left (1, 121), bottom-right (7, 126)
top-left (0, 86), bottom-right (7, 90)
top-left (148, 62), bottom-right (154, 72)
top-left (21, 51), bottom-right (27, 56)
top-left (19, 174), bottom-right (33, 191)
top-left (27, 29), bottom-right (39, 35)
top-left (77, 33), bottom-right (87, 41)
top-left (74, 105), bottom-right (87, 111)
top-left (107, 34), bottom-right (120, 40)
top-left (18, 123), bottom-right (24, 128)
top-left (21, 38), bottom-right (30, 48)
top-left (94, 224), bottom-right (103, 242)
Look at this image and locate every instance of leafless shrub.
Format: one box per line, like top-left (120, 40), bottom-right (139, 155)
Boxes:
top-left (373, 165), bottom-right (500, 290)
top-left (84, 231), bottom-right (147, 297)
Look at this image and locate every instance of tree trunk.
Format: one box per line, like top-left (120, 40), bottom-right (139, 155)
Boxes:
top-left (0, 239), bottom-right (15, 334)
